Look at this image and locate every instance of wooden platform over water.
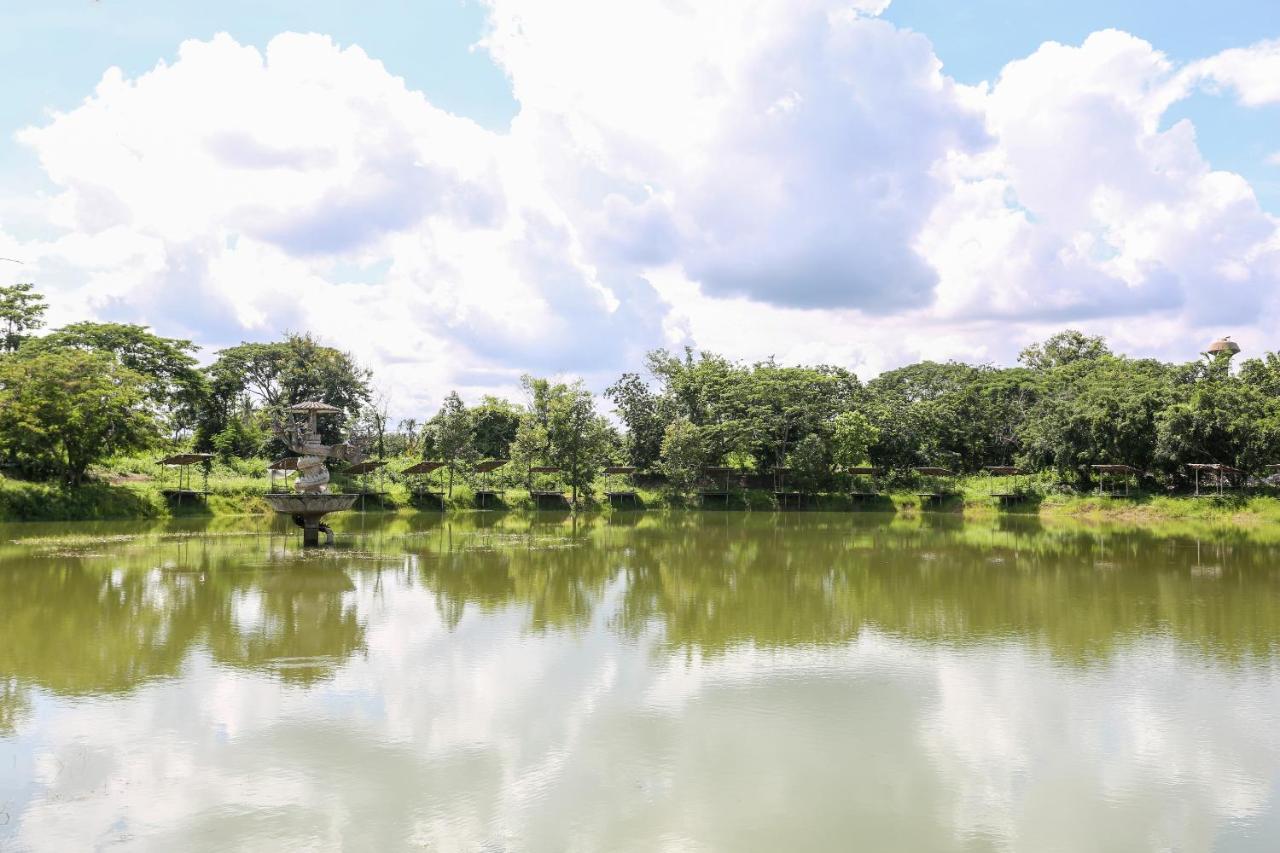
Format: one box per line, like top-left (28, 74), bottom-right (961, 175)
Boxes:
top-left (531, 490), bottom-right (570, 509)
top-left (161, 488), bottom-right (208, 504)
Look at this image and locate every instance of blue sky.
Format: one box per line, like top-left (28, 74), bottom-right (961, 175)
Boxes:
top-left (1, 1), bottom-right (1278, 411)
top-left (5, 1), bottom-right (1274, 204)
top-left (885, 0), bottom-right (1280, 210)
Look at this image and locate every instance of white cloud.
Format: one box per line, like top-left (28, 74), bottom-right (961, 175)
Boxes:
top-left (920, 30), bottom-right (1280, 326)
top-left (11, 32), bottom-right (658, 412)
top-left (5, 8), bottom-right (1280, 415)
top-left (486, 0), bottom-right (988, 312)
top-left (1189, 38), bottom-right (1280, 107)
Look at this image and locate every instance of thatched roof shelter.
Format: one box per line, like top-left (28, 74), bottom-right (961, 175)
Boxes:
top-left (158, 453), bottom-right (213, 466)
top-left (403, 461), bottom-right (445, 476)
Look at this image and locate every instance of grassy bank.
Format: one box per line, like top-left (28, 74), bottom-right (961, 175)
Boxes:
top-left (2, 461), bottom-right (1279, 525)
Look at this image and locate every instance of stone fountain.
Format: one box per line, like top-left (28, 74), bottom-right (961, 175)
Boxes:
top-left (265, 401), bottom-right (364, 546)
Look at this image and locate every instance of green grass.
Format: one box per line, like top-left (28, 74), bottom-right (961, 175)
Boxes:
top-left (2, 458), bottom-right (1279, 525)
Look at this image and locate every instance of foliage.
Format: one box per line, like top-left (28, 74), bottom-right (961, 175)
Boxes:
top-left (544, 380), bottom-right (613, 504)
top-left (831, 411), bottom-right (879, 471)
top-left (2, 280), bottom-right (1278, 503)
top-left (470, 396), bottom-right (523, 460)
top-left (604, 372), bottom-right (668, 469)
top-left (200, 333), bottom-right (371, 449)
top-left (787, 433), bottom-right (831, 493)
top-left (659, 418), bottom-right (706, 497)
top-left (434, 391), bottom-right (475, 496)
top-left (1018, 356), bottom-right (1176, 485)
top-left (0, 349), bottom-right (158, 484)
top-left (211, 413), bottom-right (266, 460)
top-left (0, 283), bottom-right (47, 352)
top-left (24, 322), bottom-right (207, 438)
top-left (1018, 329), bottom-right (1111, 371)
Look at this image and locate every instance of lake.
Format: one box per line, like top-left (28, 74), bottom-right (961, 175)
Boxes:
top-left (2, 511), bottom-right (1279, 852)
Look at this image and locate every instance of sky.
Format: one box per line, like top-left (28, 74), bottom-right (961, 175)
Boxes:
top-left (2, 0), bottom-right (1279, 416)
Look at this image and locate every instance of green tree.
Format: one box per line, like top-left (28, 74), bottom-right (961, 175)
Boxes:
top-left (1019, 329), bottom-right (1111, 371)
top-left (1019, 355), bottom-right (1175, 485)
top-left (865, 361), bottom-right (1035, 473)
top-left (470, 396), bottom-right (523, 459)
top-left (1154, 370), bottom-right (1280, 478)
top-left (605, 372), bottom-right (668, 469)
top-left (545, 381), bottom-right (611, 505)
top-left (738, 361), bottom-right (860, 472)
top-left (0, 349), bottom-right (158, 484)
top-left (659, 417), bottom-right (707, 498)
top-left (831, 411), bottom-right (879, 471)
top-left (434, 391), bottom-right (474, 497)
top-left (25, 322), bottom-right (207, 438)
top-left (0, 283), bottom-right (46, 352)
top-left (787, 432), bottom-right (831, 493)
top-left (200, 333), bottom-right (371, 451)
top-left (509, 414), bottom-right (549, 491)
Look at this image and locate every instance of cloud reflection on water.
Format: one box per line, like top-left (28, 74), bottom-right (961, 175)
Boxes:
top-left (1, 514), bottom-right (1279, 850)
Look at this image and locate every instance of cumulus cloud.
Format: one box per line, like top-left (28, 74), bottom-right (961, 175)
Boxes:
top-left (1189, 38), bottom-right (1280, 107)
top-left (5, 6), bottom-right (1280, 412)
top-left (485, 0), bottom-right (988, 311)
top-left (10, 32), bottom-right (660, 411)
top-left (918, 30), bottom-right (1280, 327)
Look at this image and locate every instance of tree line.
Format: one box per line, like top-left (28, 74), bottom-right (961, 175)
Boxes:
top-left (2, 282), bottom-right (1278, 494)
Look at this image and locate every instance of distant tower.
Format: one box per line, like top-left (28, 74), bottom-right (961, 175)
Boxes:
top-left (1206, 336), bottom-right (1241, 358)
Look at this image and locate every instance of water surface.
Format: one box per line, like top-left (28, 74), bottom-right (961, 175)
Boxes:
top-left (2, 512), bottom-right (1280, 851)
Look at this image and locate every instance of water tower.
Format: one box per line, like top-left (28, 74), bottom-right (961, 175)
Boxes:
top-left (1207, 336), bottom-right (1240, 360)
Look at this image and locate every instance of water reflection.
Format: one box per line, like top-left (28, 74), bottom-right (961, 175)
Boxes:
top-left (1, 513), bottom-right (1279, 850)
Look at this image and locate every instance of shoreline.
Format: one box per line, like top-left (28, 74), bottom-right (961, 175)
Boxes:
top-left (2, 474), bottom-right (1276, 527)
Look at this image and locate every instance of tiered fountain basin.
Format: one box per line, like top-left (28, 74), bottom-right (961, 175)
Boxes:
top-left (265, 493), bottom-right (358, 546)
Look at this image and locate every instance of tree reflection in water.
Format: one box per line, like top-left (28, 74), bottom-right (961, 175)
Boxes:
top-left (2, 512), bottom-right (1280, 708)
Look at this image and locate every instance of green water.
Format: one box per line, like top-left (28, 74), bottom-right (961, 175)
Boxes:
top-left (2, 512), bottom-right (1280, 852)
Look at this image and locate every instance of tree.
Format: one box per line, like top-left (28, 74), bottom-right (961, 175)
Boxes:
top-left (0, 283), bottom-right (46, 352)
top-left (0, 349), bottom-right (157, 484)
top-left (470, 396), bottom-right (523, 459)
top-left (394, 418), bottom-right (421, 457)
top-left (25, 322), bottom-right (207, 439)
top-left (737, 361), bottom-right (860, 472)
top-left (1154, 370), bottom-right (1280, 478)
top-left (509, 414), bottom-right (549, 491)
top-left (200, 333), bottom-right (371, 450)
top-left (659, 417), bottom-right (706, 497)
top-left (356, 392), bottom-right (392, 459)
top-left (545, 381), bottom-right (612, 505)
top-left (865, 361), bottom-right (1035, 473)
top-left (605, 373), bottom-right (667, 469)
top-left (434, 392), bottom-right (474, 497)
top-left (1019, 356), bottom-right (1176, 485)
top-left (787, 432), bottom-right (831, 493)
top-left (1019, 330), bottom-right (1111, 371)
top-left (831, 411), bottom-right (879, 471)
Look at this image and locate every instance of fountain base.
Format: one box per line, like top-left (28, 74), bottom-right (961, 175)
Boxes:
top-left (265, 493), bottom-right (358, 546)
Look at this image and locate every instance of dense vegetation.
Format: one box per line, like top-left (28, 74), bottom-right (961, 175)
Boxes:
top-left (2, 282), bottom-right (1279, 509)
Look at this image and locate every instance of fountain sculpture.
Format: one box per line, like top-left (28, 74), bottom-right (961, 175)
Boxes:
top-left (264, 401), bottom-right (365, 545)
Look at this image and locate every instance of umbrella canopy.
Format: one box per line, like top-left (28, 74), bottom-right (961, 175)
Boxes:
top-left (158, 453), bottom-right (213, 466)
top-left (288, 401), bottom-right (341, 414)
